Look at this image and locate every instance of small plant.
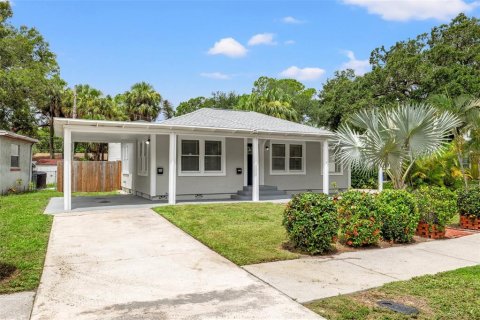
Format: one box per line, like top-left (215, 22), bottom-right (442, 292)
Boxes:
top-left (377, 190), bottom-right (419, 243)
top-left (412, 186), bottom-right (457, 231)
top-left (283, 193), bottom-right (339, 254)
top-left (457, 186), bottom-right (480, 218)
top-left (336, 190), bottom-right (381, 247)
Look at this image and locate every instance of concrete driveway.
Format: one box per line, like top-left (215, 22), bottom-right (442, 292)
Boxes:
top-left (31, 208), bottom-right (321, 320)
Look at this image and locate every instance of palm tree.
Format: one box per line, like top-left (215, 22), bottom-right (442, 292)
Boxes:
top-left (334, 104), bottom-right (461, 189)
top-left (235, 88), bottom-right (298, 121)
top-left (124, 82), bottom-right (162, 122)
top-left (161, 99), bottom-right (175, 119)
top-left (429, 94), bottom-right (480, 188)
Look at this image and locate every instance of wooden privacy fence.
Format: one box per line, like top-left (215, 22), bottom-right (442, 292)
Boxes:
top-left (57, 161), bottom-right (122, 192)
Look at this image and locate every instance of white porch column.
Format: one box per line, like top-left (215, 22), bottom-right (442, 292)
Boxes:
top-left (322, 140), bottom-right (329, 195)
top-left (378, 166), bottom-right (384, 192)
top-left (168, 133), bottom-right (177, 205)
top-left (252, 137), bottom-right (260, 202)
top-left (149, 134), bottom-right (156, 198)
top-left (63, 128), bottom-right (72, 211)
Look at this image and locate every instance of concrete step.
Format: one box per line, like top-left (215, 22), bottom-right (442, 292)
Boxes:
top-left (230, 194), bottom-right (291, 201)
top-left (243, 185), bottom-right (279, 192)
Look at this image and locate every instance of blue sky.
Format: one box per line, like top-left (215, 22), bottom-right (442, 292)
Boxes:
top-left (9, 0), bottom-right (480, 106)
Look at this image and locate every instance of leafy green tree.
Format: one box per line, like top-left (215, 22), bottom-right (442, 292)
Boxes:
top-left (124, 82), bottom-right (162, 122)
top-left (334, 104), bottom-right (461, 189)
top-left (0, 1), bottom-right (59, 135)
top-left (236, 88), bottom-right (298, 121)
top-left (430, 94), bottom-right (480, 187)
top-left (316, 13), bottom-right (480, 130)
top-left (316, 70), bottom-right (375, 129)
top-left (175, 91), bottom-right (239, 116)
top-left (249, 76), bottom-right (317, 123)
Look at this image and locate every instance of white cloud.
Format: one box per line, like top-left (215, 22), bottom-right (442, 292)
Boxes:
top-left (342, 0), bottom-right (479, 21)
top-left (281, 16), bottom-right (305, 24)
top-left (200, 72), bottom-right (231, 80)
top-left (341, 50), bottom-right (370, 75)
top-left (284, 40), bottom-right (296, 45)
top-left (248, 33), bottom-right (277, 46)
top-left (279, 66), bottom-right (325, 81)
top-left (207, 37), bottom-right (247, 58)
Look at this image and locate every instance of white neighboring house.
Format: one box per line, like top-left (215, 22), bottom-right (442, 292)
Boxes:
top-left (54, 108), bottom-right (350, 210)
top-left (108, 142), bottom-right (134, 193)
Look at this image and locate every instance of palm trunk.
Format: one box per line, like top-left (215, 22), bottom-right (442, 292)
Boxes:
top-left (457, 153), bottom-right (468, 189)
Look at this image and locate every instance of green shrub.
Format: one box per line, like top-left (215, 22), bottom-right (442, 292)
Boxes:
top-left (336, 191), bottom-right (381, 247)
top-left (457, 186), bottom-right (480, 218)
top-left (412, 186), bottom-right (457, 231)
top-left (377, 190), bottom-right (419, 243)
top-left (283, 193), bottom-right (339, 254)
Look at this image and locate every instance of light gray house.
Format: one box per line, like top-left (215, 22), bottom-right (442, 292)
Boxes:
top-left (54, 108), bottom-right (350, 211)
top-left (0, 130), bottom-right (38, 194)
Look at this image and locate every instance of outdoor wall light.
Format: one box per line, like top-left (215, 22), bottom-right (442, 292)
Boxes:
top-left (265, 145), bottom-right (269, 151)
top-left (145, 138), bottom-right (150, 145)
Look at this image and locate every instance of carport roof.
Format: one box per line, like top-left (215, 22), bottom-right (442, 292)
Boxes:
top-left (54, 108), bottom-right (333, 138)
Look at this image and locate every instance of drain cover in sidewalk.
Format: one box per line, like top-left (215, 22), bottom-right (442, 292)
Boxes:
top-left (377, 300), bottom-right (419, 315)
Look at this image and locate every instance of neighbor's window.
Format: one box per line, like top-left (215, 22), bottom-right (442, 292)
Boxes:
top-left (181, 140), bottom-right (200, 172)
top-left (137, 140), bottom-right (149, 176)
top-left (329, 148), bottom-right (342, 174)
top-left (10, 144), bottom-right (20, 168)
top-left (289, 144), bottom-right (303, 171)
top-left (204, 140), bottom-right (222, 171)
top-left (270, 142), bottom-right (305, 174)
top-left (272, 144), bottom-right (286, 171)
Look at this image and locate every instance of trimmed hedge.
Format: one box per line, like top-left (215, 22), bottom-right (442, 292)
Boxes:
top-left (377, 190), bottom-right (419, 243)
top-left (336, 190), bottom-right (381, 247)
top-left (457, 186), bottom-right (480, 218)
top-left (283, 193), bottom-right (339, 254)
top-left (412, 186), bottom-right (457, 231)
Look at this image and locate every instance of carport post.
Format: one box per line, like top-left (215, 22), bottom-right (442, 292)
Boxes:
top-left (252, 137), bottom-right (260, 202)
top-left (63, 128), bottom-right (72, 211)
top-left (149, 134), bottom-right (156, 198)
top-left (168, 133), bottom-right (177, 204)
top-left (322, 140), bottom-right (329, 195)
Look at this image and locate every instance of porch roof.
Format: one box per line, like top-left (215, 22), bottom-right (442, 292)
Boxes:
top-left (54, 108), bottom-right (333, 139)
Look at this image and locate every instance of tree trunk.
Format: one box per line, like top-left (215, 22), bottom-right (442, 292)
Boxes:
top-left (457, 152), bottom-right (469, 189)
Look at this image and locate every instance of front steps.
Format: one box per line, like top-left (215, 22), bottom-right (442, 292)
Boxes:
top-left (231, 185), bottom-right (290, 200)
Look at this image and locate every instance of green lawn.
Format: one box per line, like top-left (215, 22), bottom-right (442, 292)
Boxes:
top-left (0, 190), bottom-right (60, 293)
top-left (154, 203), bottom-right (300, 265)
top-left (306, 265), bottom-right (480, 320)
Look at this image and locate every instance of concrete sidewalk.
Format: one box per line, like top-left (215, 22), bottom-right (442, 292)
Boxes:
top-left (244, 234), bottom-right (480, 303)
top-left (31, 208), bottom-right (321, 319)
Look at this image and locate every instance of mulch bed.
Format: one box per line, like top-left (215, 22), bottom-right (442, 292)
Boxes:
top-left (444, 227), bottom-right (477, 239)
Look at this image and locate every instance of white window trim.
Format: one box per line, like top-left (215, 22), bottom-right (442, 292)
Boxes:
top-left (137, 139), bottom-right (149, 176)
top-left (321, 146), bottom-right (344, 176)
top-left (178, 136), bottom-right (226, 177)
top-left (10, 143), bottom-right (20, 168)
top-left (269, 140), bottom-right (306, 175)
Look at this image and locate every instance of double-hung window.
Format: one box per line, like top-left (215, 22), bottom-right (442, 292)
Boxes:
top-left (10, 144), bottom-right (20, 168)
top-left (137, 140), bottom-right (149, 176)
top-left (181, 140), bottom-right (200, 172)
top-left (270, 142), bottom-right (305, 174)
top-left (179, 137), bottom-right (225, 176)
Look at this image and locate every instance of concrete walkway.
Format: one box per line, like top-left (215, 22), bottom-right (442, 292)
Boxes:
top-left (0, 291), bottom-right (35, 320)
top-left (244, 233), bottom-right (480, 303)
top-left (31, 208), bottom-right (321, 320)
